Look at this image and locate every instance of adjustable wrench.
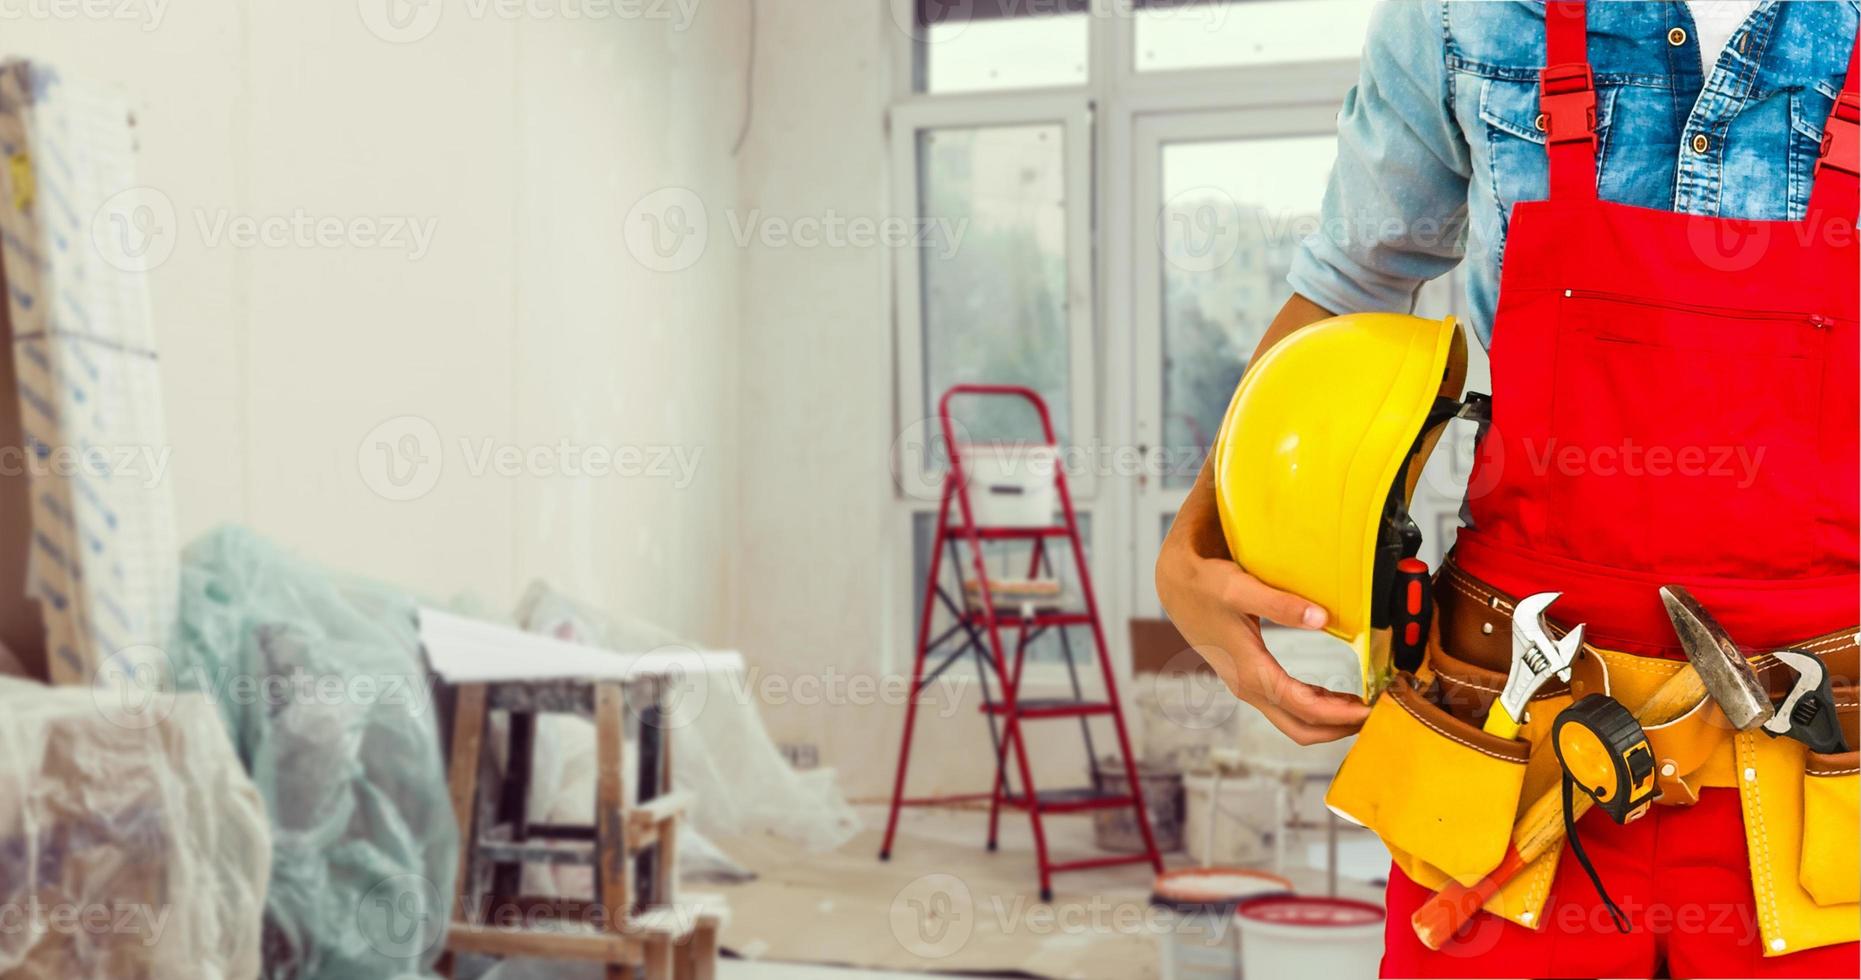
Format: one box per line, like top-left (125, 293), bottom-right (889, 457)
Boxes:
top-left (1484, 592), bottom-right (1585, 740)
top-left (1764, 649), bottom-right (1849, 755)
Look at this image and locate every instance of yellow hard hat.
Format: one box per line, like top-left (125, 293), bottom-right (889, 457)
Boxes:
top-left (1211, 312), bottom-right (1469, 700)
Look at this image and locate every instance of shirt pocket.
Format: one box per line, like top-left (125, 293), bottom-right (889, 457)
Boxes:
top-left (1790, 84), bottom-right (1838, 217)
top-left (1476, 78), bottom-right (1621, 250)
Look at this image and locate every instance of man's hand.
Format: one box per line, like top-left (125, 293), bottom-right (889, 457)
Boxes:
top-left (1153, 293), bottom-right (1369, 744)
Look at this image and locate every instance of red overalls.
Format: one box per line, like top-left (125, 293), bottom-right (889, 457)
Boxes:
top-left (1380, 2), bottom-right (1861, 976)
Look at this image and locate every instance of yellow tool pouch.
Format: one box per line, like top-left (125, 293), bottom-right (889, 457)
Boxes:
top-left (1326, 673), bottom-right (1528, 886)
top-left (1801, 749), bottom-right (1859, 907)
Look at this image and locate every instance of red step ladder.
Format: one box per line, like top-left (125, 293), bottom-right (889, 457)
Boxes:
top-left (878, 385), bottom-right (1163, 901)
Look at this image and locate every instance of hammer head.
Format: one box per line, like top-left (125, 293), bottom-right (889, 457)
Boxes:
top-left (1659, 585), bottom-right (1774, 732)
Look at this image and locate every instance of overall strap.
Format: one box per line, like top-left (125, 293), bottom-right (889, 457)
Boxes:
top-left (1808, 33), bottom-right (1860, 219)
top-left (1541, 0), bottom-right (1598, 201)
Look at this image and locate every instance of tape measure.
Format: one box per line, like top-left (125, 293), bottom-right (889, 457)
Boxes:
top-left (1552, 694), bottom-right (1658, 934)
top-left (1552, 694), bottom-right (1657, 824)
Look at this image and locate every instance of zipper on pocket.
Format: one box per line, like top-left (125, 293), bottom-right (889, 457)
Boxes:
top-left (1562, 288), bottom-right (1846, 329)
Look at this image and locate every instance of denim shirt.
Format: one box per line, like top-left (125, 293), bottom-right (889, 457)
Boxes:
top-left (1287, 0), bottom-right (1859, 346)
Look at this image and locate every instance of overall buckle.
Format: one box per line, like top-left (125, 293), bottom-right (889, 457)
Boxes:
top-left (1539, 62), bottom-right (1597, 145)
top-left (1817, 91), bottom-right (1860, 179)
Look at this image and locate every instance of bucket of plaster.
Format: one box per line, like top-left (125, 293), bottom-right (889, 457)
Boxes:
top-left (1093, 758), bottom-right (1184, 853)
top-left (1151, 868), bottom-right (1290, 980)
top-left (959, 444), bottom-right (1059, 529)
top-left (1236, 896), bottom-right (1384, 979)
top-left (1182, 772), bottom-right (1275, 866)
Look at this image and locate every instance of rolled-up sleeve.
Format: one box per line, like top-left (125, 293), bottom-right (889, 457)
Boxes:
top-left (1287, 0), bottom-right (1471, 315)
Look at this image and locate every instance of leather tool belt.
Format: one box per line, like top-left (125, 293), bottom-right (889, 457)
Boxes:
top-left (1426, 556), bottom-right (1860, 804)
top-left (1326, 554), bottom-right (1861, 941)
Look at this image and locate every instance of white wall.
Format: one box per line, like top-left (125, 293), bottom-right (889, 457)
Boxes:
top-left (733, 0), bottom-right (905, 800)
top-left (5, 0), bottom-right (749, 643)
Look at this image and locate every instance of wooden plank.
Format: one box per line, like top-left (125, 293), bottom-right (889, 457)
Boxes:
top-left (447, 922), bottom-right (640, 963)
top-left (594, 682), bottom-right (631, 931)
top-left (446, 684), bottom-right (488, 925)
top-left (626, 791), bottom-right (690, 836)
top-left (684, 917), bottom-right (719, 980)
top-left (643, 937), bottom-right (673, 980)
top-left (473, 837), bottom-right (593, 867)
top-left (487, 678), bottom-right (596, 716)
top-left (656, 813), bottom-right (679, 909)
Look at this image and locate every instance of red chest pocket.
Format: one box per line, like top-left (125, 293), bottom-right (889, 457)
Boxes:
top-left (1543, 289), bottom-right (1845, 571)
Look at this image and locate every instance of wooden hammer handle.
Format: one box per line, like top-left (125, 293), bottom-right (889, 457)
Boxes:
top-left (1411, 664), bottom-right (1708, 949)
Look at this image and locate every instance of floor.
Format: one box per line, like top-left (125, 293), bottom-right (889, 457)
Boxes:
top-left (702, 803), bottom-right (1387, 980)
top-left (720, 963), bottom-right (986, 979)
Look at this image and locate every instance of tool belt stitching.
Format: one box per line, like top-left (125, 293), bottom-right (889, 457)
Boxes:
top-left (1799, 631), bottom-right (1861, 655)
top-left (1436, 669), bottom-right (1501, 695)
top-left (1396, 689), bottom-right (1527, 763)
top-left (1812, 763), bottom-right (1860, 775)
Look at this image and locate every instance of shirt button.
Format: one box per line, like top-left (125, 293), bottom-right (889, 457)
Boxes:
top-left (1692, 133), bottom-right (1711, 153)
top-left (1668, 26), bottom-right (1688, 46)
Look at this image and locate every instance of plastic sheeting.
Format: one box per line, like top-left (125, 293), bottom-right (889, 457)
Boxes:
top-left (516, 582), bottom-right (860, 854)
top-left (0, 677), bottom-right (271, 979)
top-left (171, 527), bottom-right (458, 980)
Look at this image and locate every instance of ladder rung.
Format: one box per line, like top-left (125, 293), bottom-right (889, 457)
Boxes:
top-left (943, 525), bottom-right (1071, 540)
top-left (980, 698), bottom-right (1111, 719)
top-left (967, 611), bottom-right (1093, 628)
top-left (1003, 788), bottom-right (1136, 813)
top-left (1049, 854), bottom-right (1156, 874)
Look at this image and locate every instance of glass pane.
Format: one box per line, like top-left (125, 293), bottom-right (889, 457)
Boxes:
top-left (1158, 135), bottom-right (1334, 488)
top-left (1135, 0), bottom-right (1375, 73)
top-left (912, 511), bottom-right (1093, 667)
top-left (919, 124), bottom-right (1072, 453)
top-left (920, 12), bottom-right (1089, 94)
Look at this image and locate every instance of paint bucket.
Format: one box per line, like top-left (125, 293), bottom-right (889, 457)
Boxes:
top-left (959, 444), bottom-right (1058, 528)
top-left (1093, 758), bottom-right (1183, 853)
top-left (1182, 772), bottom-right (1275, 866)
top-left (1151, 868), bottom-right (1291, 980)
top-left (1235, 896), bottom-right (1384, 979)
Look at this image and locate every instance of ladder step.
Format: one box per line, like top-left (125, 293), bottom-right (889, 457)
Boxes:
top-left (966, 611), bottom-right (1094, 628)
top-left (944, 525), bottom-right (1071, 540)
top-left (1003, 787), bottom-right (1136, 813)
top-left (980, 698), bottom-right (1112, 719)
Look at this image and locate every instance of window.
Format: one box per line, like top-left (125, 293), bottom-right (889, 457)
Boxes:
top-left (1133, 0), bottom-right (1378, 73)
top-left (916, 3), bottom-right (1090, 94)
top-left (1157, 134), bottom-right (1336, 487)
top-left (918, 124), bottom-right (1073, 448)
